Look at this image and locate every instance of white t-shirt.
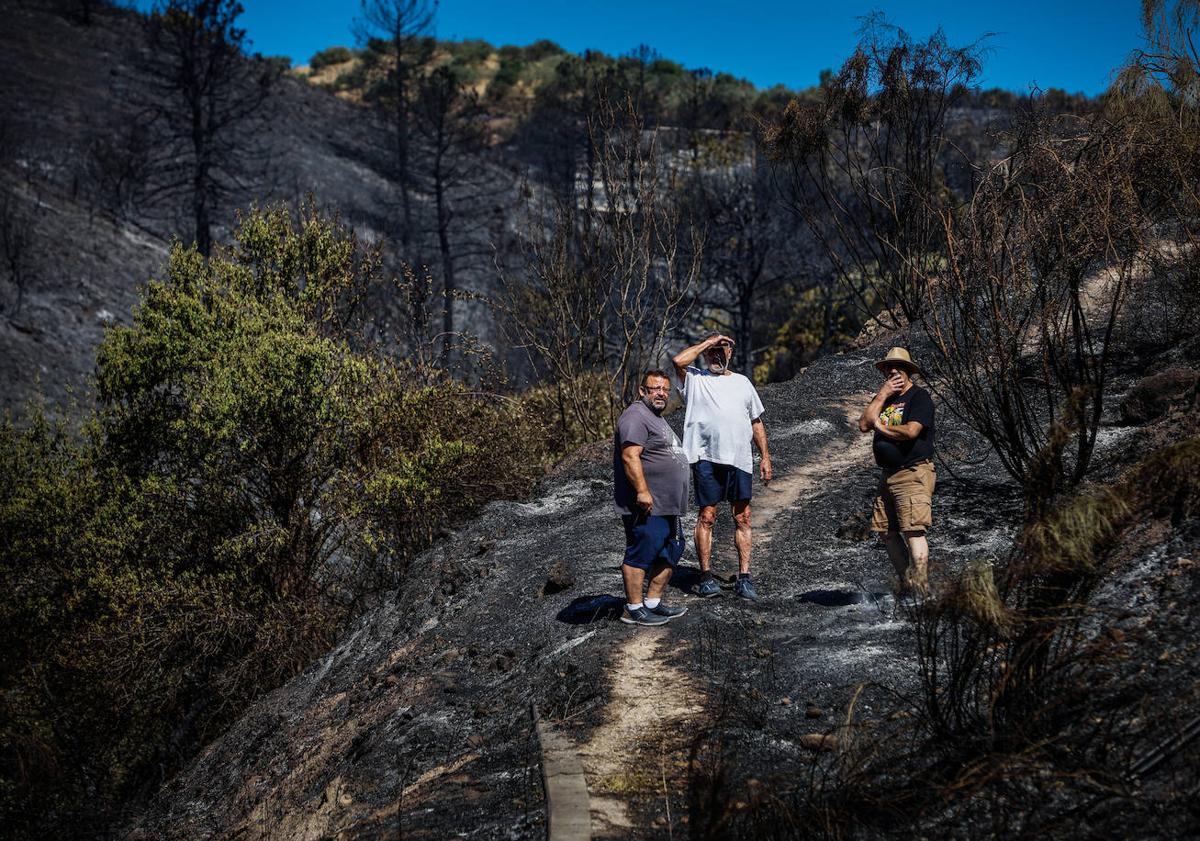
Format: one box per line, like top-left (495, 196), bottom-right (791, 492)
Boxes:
top-left (680, 366), bottom-right (765, 474)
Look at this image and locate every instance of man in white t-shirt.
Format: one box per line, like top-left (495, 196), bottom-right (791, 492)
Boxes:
top-left (672, 334), bottom-right (772, 601)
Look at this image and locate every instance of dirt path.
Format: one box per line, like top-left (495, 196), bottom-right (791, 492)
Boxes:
top-left (576, 632), bottom-right (701, 837)
top-left (754, 398), bottom-right (872, 543)
top-left (575, 397), bottom-right (872, 836)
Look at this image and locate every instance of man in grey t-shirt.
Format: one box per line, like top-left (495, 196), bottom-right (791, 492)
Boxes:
top-left (613, 370), bottom-right (691, 626)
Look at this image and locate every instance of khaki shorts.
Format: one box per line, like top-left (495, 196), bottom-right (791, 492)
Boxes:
top-left (871, 461), bottom-right (936, 534)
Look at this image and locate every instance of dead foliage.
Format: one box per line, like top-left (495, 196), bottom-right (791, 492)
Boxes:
top-left (921, 107), bottom-right (1146, 504)
top-left (764, 15), bottom-right (985, 328)
top-left (685, 440), bottom-right (1200, 840)
top-left (497, 90), bottom-right (700, 440)
top-left (697, 9), bottom-right (1200, 830)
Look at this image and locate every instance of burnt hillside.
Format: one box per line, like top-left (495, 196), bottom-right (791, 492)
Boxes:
top-left (124, 328), bottom-right (1200, 840)
top-left (0, 0), bottom-right (1039, 418)
top-left (7, 4), bottom-right (1195, 839)
top-left (0, 0), bottom-right (516, 415)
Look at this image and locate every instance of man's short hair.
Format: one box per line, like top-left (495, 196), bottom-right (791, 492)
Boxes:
top-left (641, 369), bottom-right (670, 387)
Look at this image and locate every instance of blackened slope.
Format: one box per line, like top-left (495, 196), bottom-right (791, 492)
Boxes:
top-left (117, 336), bottom-right (999, 839)
top-left (124, 331), bottom-right (1199, 839)
top-left (0, 0), bottom-right (513, 415)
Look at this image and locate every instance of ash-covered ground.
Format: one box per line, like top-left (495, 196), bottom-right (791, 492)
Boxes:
top-left (126, 334), bottom-right (1198, 840)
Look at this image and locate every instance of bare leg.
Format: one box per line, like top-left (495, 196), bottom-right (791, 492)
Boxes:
top-left (621, 564), bottom-right (647, 605)
top-left (732, 500), bottom-right (753, 574)
top-left (695, 505), bottom-right (717, 572)
top-left (903, 530), bottom-right (929, 593)
top-left (645, 560), bottom-right (673, 601)
top-left (884, 532), bottom-right (910, 582)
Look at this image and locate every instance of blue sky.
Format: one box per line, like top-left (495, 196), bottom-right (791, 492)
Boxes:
top-left (220, 0), bottom-right (1141, 95)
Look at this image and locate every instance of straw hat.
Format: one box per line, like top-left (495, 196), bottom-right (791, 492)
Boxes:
top-left (874, 346), bottom-right (920, 375)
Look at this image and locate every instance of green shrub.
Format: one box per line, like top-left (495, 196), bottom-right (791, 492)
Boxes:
top-left (752, 282), bottom-right (865, 383)
top-left (490, 50), bottom-right (525, 98)
top-left (449, 39), bottom-right (493, 65)
top-left (0, 202), bottom-right (545, 837)
top-left (309, 46), bottom-right (354, 70)
top-left (523, 39), bottom-right (564, 62)
top-left (517, 372), bottom-right (616, 458)
top-left (649, 58), bottom-right (686, 78)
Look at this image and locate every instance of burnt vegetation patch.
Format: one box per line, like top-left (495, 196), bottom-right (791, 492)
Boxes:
top-left (680, 439), bottom-right (1200, 841)
top-left (690, 5), bottom-right (1200, 838)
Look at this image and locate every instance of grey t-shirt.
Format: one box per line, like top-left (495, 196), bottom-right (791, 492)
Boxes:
top-left (613, 400), bottom-right (690, 516)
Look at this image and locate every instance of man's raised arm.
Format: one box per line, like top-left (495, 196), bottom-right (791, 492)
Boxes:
top-left (858, 380), bottom-right (900, 432)
top-left (672, 335), bottom-right (729, 385)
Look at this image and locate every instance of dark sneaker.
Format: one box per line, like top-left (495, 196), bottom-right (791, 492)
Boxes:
top-left (697, 576), bottom-right (721, 598)
top-left (734, 576), bottom-right (759, 602)
top-left (648, 603), bottom-right (688, 621)
top-left (621, 605), bottom-right (671, 626)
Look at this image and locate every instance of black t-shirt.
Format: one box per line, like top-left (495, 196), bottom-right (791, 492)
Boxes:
top-left (872, 385), bottom-right (935, 470)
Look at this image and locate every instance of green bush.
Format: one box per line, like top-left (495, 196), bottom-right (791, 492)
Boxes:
top-left (517, 372), bottom-right (617, 458)
top-left (0, 203), bottom-right (545, 837)
top-left (309, 46), bottom-right (354, 70)
top-left (752, 283), bottom-right (865, 383)
top-left (523, 39), bottom-right (564, 62)
top-left (649, 57), bottom-right (686, 78)
top-left (449, 39), bottom-right (493, 65)
top-left (490, 48), bottom-right (525, 98)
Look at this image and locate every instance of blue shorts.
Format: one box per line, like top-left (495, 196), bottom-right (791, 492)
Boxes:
top-left (692, 460), bottom-right (753, 507)
top-left (621, 514), bottom-right (682, 570)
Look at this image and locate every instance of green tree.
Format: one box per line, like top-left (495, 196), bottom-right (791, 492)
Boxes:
top-left (0, 203), bottom-right (543, 838)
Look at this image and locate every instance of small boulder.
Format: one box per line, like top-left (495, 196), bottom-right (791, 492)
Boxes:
top-left (800, 733), bottom-right (838, 752)
top-left (1120, 368), bottom-right (1199, 425)
top-left (541, 558), bottom-right (576, 596)
top-left (805, 705), bottom-right (824, 719)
